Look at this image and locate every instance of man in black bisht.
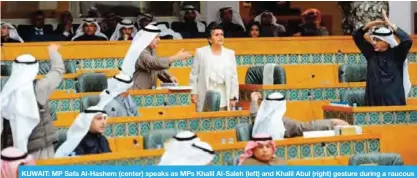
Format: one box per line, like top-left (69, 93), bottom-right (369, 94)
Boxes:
top-left (352, 10), bottom-right (412, 106)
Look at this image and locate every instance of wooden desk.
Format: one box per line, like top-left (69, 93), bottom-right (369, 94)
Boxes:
top-left (240, 83), bottom-right (417, 103)
top-left (80, 63), bottom-right (417, 88)
top-left (362, 125), bottom-right (417, 165)
top-left (323, 105), bottom-right (417, 164)
top-left (238, 83), bottom-right (417, 120)
top-left (108, 130), bottom-right (237, 152)
top-left (2, 37), bottom-right (416, 60)
top-left (49, 89), bottom-right (191, 114)
top-left (54, 111), bottom-right (251, 138)
top-left (323, 105), bottom-right (417, 125)
top-left (36, 133), bottom-right (379, 165)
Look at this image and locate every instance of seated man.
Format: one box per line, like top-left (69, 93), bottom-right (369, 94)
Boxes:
top-left (54, 11), bottom-right (75, 40)
top-left (98, 72), bottom-right (139, 117)
top-left (162, 140), bottom-right (215, 165)
top-left (101, 12), bottom-right (121, 38)
top-left (23, 10), bottom-right (54, 42)
top-left (1, 147), bottom-right (36, 178)
top-left (135, 13), bottom-right (154, 30)
top-left (110, 19), bottom-right (137, 41)
top-left (254, 11), bottom-right (286, 37)
top-left (250, 92), bottom-right (349, 139)
top-left (294, 9), bottom-right (329, 37)
top-left (72, 18), bottom-right (108, 41)
top-left (216, 7), bottom-right (245, 38)
top-left (54, 107), bottom-right (111, 157)
top-left (1, 22), bottom-right (23, 43)
top-left (178, 5), bottom-right (206, 38)
top-left (159, 131), bottom-right (201, 165)
top-left (102, 91), bottom-right (139, 117)
top-left (155, 23), bottom-right (183, 40)
top-left (239, 133), bottom-right (286, 165)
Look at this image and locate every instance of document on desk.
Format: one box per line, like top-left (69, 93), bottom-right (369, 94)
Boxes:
top-left (167, 86), bottom-right (193, 91)
top-left (303, 130), bottom-right (336, 138)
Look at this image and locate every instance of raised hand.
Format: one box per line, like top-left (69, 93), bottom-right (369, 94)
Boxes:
top-left (363, 19), bottom-right (385, 30)
top-left (382, 9), bottom-right (397, 31)
top-left (174, 49), bottom-right (193, 61)
top-left (250, 92), bottom-right (262, 102)
top-left (191, 94), bottom-right (197, 103)
top-left (48, 44), bottom-right (61, 51)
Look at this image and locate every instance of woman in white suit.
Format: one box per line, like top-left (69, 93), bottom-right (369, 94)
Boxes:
top-left (189, 24), bottom-right (239, 112)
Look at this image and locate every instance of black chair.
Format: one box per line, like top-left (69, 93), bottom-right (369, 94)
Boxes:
top-left (338, 64), bottom-right (367, 83)
top-left (245, 65), bottom-right (286, 84)
top-left (349, 153), bottom-right (404, 165)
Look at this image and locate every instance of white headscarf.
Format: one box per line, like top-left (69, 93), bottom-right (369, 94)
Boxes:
top-left (252, 92), bottom-right (286, 140)
top-left (180, 5), bottom-right (206, 33)
top-left (1, 54), bottom-right (40, 152)
top-left (370, 27), bottom-right (411, 98)
top-left (168, 141), bottom-right (215, 165)
top-left (54, 106), bottom-right (107, 158)
top-left (151, 22), bottom-right (183, 40)
top-left (254, 11), bottom-right (283, 29)
top-left (96, 71), bottom-right (133, 108)
top-left (263, 63), bottom-right (277, 85)
top-left (1, 22), bottom-right (23, 43)
top-left (109, 19), bottom-right (138, 41)
top-left (136, 13), bottom-right (155, 30)
top-left (120, 24), bottom-right (160, 77)
top-left (217, 7), bottom-right (246, 31)
top-left (159, 131), bottom-right (200, 165)
top-left (71, 18), bottom-right (108, 41)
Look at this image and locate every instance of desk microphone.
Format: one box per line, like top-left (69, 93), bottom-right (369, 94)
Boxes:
top-left (158, 99), bottom-right (169, 116)
top-left (111, 108), bottom-right (116, 117)
top-left (232, 97), bottom-right (238, 111)
top-left (320, 142), bottom-right (343, 165)
top-left (307, 91), bottom-right (318, 120)
top-left (133, 139), bottom-right (139, 149)
top-left (341, 70), bottom-right (355, 106)
top-left (296, 74), bottom-right (315, 84)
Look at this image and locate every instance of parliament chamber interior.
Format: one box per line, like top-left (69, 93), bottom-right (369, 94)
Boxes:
top-left (1, 1), bottom-right (417, 167)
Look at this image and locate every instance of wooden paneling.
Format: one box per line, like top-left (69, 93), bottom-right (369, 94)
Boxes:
top-left (36, 133), bottom-right (379, 165)
top-left (2, 36), bottom-right (417, 61)
top-left (363, 125), bottom-right (417, 165)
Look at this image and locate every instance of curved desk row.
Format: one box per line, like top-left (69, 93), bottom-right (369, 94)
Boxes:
top-left (42, 82), bottom-right (417, 114)
top-left (2, 37), bottom-right (416, 60)
top-left (55, 111), bottom-right (251, 138)
top-left (2, 63), bottom-right (416, 90)
top-left (48, 89), bottom-right (191, 115)
top-left (36, 133), bottom-right (380, 166)
top-left (323, 105), bottom-right (417, 165)
top-left (323, 105), bottom-right (417, 125)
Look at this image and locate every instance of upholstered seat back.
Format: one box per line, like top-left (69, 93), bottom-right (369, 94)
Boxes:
top-left (340, 89), bottom-right (365, 106)
top-left (349, 153), bottom-right (404, 165)
top-left (235, 123), bottom-right (252, 142)
top-left (245, 65), bottom-right (286, 84)
top-left (80, 95), bottom-right (101, 112)
top-left (39, 61), bottom-right (77, 75)
top-left (202, 90), bottom-right (221, 112)
top-left (143, 129), bottom-right (179, 149)
top-left (75, 73), bottom-right (107, 93)
top-left (338, 64), bottom-right (367, 83)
